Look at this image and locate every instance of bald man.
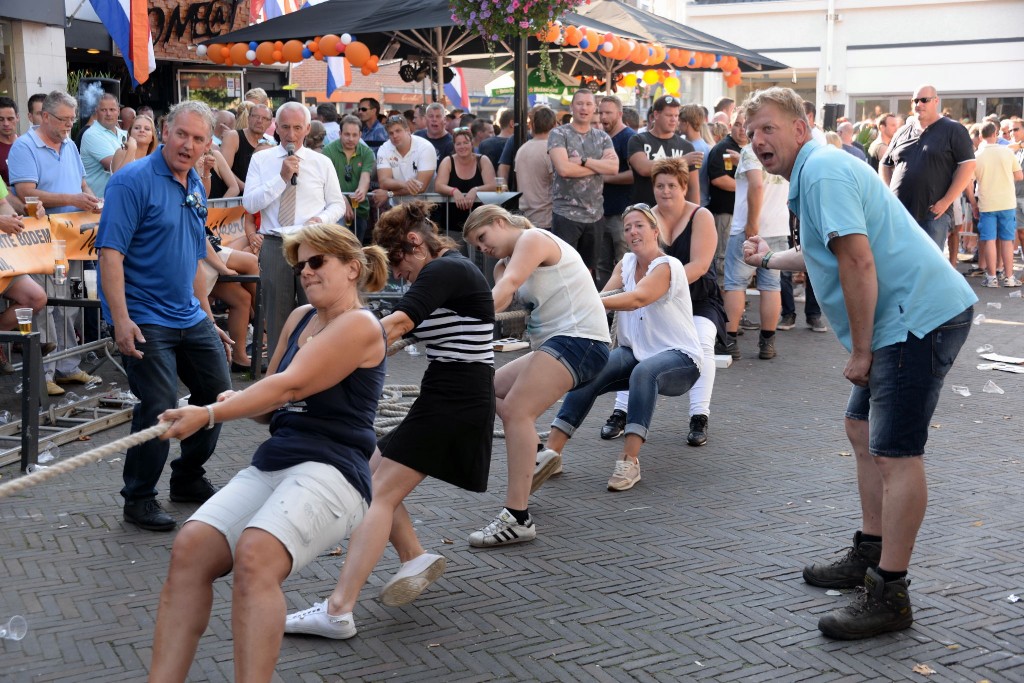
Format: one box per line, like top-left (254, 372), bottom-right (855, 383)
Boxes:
top-left (881, 85), bottom-right (976, 248)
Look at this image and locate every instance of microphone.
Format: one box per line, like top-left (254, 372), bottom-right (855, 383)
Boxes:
top-left (286, 143), bottom-right (298, 186)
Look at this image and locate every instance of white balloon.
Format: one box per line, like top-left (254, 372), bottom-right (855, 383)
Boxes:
top-left (246, 50), bottom-right (256, 61)
top-left (196, 45), bottom-right (208, 56)
top-left (341, 33), bottom-right (352, 45)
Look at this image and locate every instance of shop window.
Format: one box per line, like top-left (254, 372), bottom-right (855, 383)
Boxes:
top-left (985, 97), bottom-right (1023, 120)
top-left (0, 21), bottom-right (14, 100)
top-left (852, 99), bottom-right (891, 123)
top-left (177, 70), bottom-right (245, 110)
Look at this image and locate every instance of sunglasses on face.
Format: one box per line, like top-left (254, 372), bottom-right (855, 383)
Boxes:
top-left (358, 107), bottom-right (372, 112)
top-left (912, 97), bottom-right (935, 105)
top-left (292, 253), bottom-right (332, 276)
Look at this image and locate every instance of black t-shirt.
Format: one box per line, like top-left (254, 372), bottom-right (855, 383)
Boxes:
top-left (627, 131), bottom-right (694, 206)
top-left (706, 135), bottom-right (741, 215)
top-left (394, 251), bottom-right (495, 365)
top-left (478, 135), bottom-right (509, 171)
top-left (414, 130), bottom-right (455, 164)
top-left (882, 116), bottom-right (975, 223)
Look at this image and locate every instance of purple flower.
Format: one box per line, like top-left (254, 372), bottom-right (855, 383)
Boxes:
top-left (506, 15), bottom-right (514, 22)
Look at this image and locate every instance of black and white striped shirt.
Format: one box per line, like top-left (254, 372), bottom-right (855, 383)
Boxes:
top-left (395, 252), bottom-right (495, 365)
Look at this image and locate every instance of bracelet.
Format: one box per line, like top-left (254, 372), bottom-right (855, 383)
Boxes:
top-left (204, 405), bottom-right (216, 430)
top-left (760, 250), bottom-right (774, 270)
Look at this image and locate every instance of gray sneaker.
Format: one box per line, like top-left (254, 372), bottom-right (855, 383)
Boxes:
top-left (777, 313), bottom-right (797, 331)
top-left (817, 567), bottom-right (913, 640)
top-left (803, 531), bottom-right (882, 588)
top-left (808, 316), bottom-right (828, 333)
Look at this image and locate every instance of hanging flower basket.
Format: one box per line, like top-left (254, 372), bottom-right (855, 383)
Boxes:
top-left (450, 0), bottom-right (587, 76)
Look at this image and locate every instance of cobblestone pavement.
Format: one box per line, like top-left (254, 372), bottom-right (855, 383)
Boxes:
top-left (1, 277), bottom-right (1022, 682)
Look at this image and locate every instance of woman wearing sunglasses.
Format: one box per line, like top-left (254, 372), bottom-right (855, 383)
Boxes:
top-left (539, 203), bottom-right (704, 491)
top-left (285, 200), bottom-right (496, 639)
top-left (434, 126), bottom-right (496, 245)
top-left (599, 157), bottom-right (724, 448)
top-left (149, 224), bottom-right (390, 682)
top-left (463, 204), bottom-right (609, 546)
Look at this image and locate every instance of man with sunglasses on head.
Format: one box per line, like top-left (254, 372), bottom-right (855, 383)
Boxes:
top-left (628, 95), bottom-right (701, 209)
top-left (357, 98), bottom-right (388, 154)
top-left (322, 114), bottom-right (374, 240)
top-left (96, 100), bottom-right (233, 531)
top-left (881, 85), bottom-right (976, 249)
top-left (243, 102), bottom-right (346, 362)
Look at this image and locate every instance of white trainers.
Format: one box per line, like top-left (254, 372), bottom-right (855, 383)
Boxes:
top-left (379, 553), bottom-right (447, 606)
top-left (531, 448), bottom-right (563, 494)
top-left (981, 274), bottom-right (1000, 288)
top-left (1003, 276), bottom-right (1022, 287)
top-left (468, 508), bottom-right (537, 547)
top-left (283, 600), bottom-right (356, 639)
top-left (607, 458), bottom-right (641, 491)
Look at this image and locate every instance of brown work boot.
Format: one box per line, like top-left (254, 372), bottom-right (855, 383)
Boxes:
top-left (803, 531), bottom-right (882, 588)
top-left (817, 567), bottom-right (913, 640)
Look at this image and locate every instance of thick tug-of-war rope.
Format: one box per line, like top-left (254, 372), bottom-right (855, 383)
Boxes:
top-left (0, 422), bottom-right (171, 498)
top-left (1, 293), bottom-right (623, 496)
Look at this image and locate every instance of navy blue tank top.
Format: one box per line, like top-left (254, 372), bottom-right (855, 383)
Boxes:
top-left (251, 308), bottom-right (386, 502)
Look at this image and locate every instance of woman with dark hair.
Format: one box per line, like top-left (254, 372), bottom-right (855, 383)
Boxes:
top-left (463, 204), bottom-right (609, 547)
top-left (434, 126), bottom-right (496, 242)
top-left (285, 200), bottom-right (496, 639)
top-left (149, 223), bottom-right (390, 682)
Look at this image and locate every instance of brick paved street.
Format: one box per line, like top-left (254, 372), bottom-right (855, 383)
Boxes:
top-left (1, 277), bottom-right (1022, 682)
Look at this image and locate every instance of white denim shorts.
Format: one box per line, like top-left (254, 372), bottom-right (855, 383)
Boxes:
top-left (187, 461), bottom-right (367, 575)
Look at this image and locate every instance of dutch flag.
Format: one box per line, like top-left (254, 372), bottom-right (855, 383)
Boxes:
top-left (444, 67), bottom-right (470, 112)
top-left (326, 57), bottom-right (352, 97)
top-left (88, 0), bottom-right (156, 87)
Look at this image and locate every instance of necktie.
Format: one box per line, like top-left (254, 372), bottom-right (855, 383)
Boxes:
top-left (278, 183), bottom-right (296, 227)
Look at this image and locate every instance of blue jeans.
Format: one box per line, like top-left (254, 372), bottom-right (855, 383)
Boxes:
top-left (553, 347), bottom-right (700, 441)
top-left (919, 213), bottom-right (953, 250)
top-left (120, 318), bottom-right (232, 503)
top-left (845, 306), bottom-right (972, 456)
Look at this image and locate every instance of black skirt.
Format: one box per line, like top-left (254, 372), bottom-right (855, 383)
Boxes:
top-left (378, 361), bottom-right (495, 492)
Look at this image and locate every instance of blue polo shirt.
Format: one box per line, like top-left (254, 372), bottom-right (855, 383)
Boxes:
top-left (789, 139), bottom-right (976, 353)
top-left (96, 146), bottom-right (207, 328)
top-left (7, 127), bottom-right (86, 213)
top-left (80, 120), bottom-right (125, 197)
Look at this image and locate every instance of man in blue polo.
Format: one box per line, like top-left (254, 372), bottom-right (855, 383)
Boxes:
top-left (7, 90), bottom-right (101, 396)
top-left (741, 87), bottom-right (976, 640)
top-left (97, 100), bottom-right (232, 532)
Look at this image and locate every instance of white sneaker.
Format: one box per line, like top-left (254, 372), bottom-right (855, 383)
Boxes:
top-left (1003, 276), bottom-right (1022, 287)
top-left (607, 458), bottom-right (641, 491)
top-left (981, 274), bottom-right (1000, 288)
top-left (379, 553), bottom-right (446, 606)
top-left (283, 600), bottom-right (356, 639)
top-left (468, 508), bottom-right (537, 547)
top-left (531, 448), bottom-right (563, 494)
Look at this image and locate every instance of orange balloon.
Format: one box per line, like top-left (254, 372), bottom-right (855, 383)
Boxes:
top-left (361, 65), bottom-right (372, 76)
top-left (345, 41), bottom-right (370, 67)
top-left (630, 43), bottom-right (646, 63)
top-left (564, 26), bottom-right (580, 46)
top-left (545, 24), bottom-right (561, 43)
top-left (272, 50), bottom-right (283, 63)
top-left (255, 42), bottom-right (275, 64)
top-left (313, 51), bottom-right (323, 61)
top-left (702, 52), bottom-right (715, 68)
top-left (274, 41), bottom-right (284, 50)
top-left (320, 34), bottom-right (340, 57)
top-left (583, 29), bottom-right (599, 52)
top-left (229, 42), bottom-right (249, 65)
top-left (207, 43), bottom-right (226, 64)
top-left (282, 39), bottom-right (304, 63)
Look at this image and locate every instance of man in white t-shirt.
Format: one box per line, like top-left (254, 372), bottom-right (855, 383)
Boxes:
top-left (372, 115), bottom-right (436, 208)
top-left (722, 144), bottom-right (791, 360)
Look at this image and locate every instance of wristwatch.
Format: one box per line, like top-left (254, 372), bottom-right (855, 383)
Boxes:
top-left (580, 156), bottom-right (588, 167)
top-left (387, 191), bottom-right (394, 198)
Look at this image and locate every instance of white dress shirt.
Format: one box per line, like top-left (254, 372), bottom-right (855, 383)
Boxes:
top-left (242, 145), bottom-right (345, 235)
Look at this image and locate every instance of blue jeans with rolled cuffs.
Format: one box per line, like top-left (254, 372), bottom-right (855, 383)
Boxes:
top-left (553, 346), bottom-right (700, 441)
top-left (845, 306), bottom-right (972, 457)
top-left (119, 318), bottom-right (232, 503)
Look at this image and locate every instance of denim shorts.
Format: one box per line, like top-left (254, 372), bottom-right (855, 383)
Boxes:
top-left (538, 335), bottom-right (609, 389)
top-left (723, 232), bottom-right (787, 291)
top-left (977, 209), bottom-right (1017, 241)
top-left (845, 306), bottom-right (972, 457)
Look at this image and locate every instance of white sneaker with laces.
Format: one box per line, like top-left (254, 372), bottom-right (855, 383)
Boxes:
top-left (531, 448), bottom-right (563, 493)
top-left (607, 458), bottom-right (641, 491)
top-left (981, 274), bottom-right (1000, 288)
top-left (1003, 276), bottom-right (1022, 287)
top-left (283, 600), bottom-right (356, 639)
top-left (379, 552), bottom-right (446, 606)
top-left (468, 508), bottom-right (536, 547)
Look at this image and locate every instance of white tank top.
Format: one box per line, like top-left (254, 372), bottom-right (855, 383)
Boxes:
top-left (617, 253), bottom-right (703, 370)
top-left (517, 230), bottom-right (610, 349)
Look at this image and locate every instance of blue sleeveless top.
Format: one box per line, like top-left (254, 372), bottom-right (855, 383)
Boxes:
top-left (251, 308), bottom-right (386, 503)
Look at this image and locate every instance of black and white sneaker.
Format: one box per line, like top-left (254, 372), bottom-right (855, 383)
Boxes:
top-left (468, 508), bottom-right (537, 547)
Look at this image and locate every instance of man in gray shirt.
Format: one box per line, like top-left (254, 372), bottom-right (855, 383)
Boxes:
top-left (547, 89), bottom-right (618, 273)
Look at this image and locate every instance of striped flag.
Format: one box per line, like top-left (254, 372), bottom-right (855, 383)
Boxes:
top-left (326, 57), bottom-right (352, 97)
top-left (88, 0), bottom-right (155, 86)
top-left (444, 67), bottom-right (470, 112)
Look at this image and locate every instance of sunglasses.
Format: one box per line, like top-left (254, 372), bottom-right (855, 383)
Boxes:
top-left (344, 164), bottom-right (353, 182)
top-left (387, 115), bottom-right (407, 124)
top-left (453, 126), bottom-right (470, 133)
top-left (358, 107), bottom-right (372, 112)
top-left (622, 202), bottom-right (658, 224)
top-left (912, 97), bottom-right (935, 105)
top-left (182, 192), bottom-right (208, 218)
top-left (292, 253), bottom-right (332, 276)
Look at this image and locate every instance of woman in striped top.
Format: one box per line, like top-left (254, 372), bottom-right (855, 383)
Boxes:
top-left (285, 200), bottom-right (496, 640)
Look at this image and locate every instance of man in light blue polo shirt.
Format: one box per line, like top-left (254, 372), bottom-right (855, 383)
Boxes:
top-left (98, 100), bottom-right (232, 532)
top-left (8, 90), bottom-right (102, 395)
top-left (80, 92), bottom-right (125, 197)
top-left (741, 87), bottom-right (976, 641)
